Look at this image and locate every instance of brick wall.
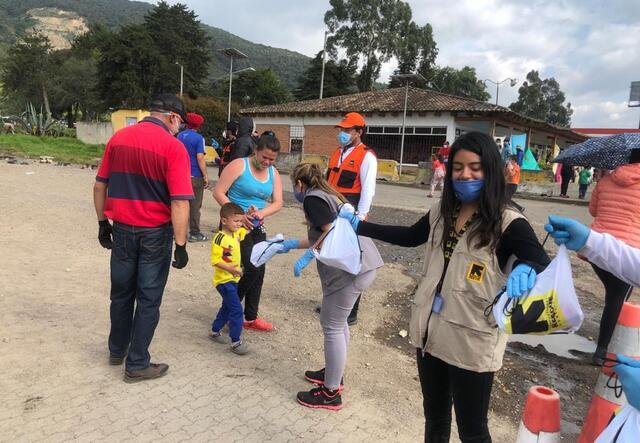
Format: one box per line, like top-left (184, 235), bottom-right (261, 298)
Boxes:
top-left (303, 125), bottom-right (337, 156)
top-left (255, 124), bottom-right (290, 153)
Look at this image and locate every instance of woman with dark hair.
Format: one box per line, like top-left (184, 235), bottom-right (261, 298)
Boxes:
top-left (340, 131), bottom-right (550, 442)
top-left (213, 134), bottom-right (283, 332)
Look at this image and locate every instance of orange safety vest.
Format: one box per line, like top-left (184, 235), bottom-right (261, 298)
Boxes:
top-left (327, 143), bottom-right (375, 197)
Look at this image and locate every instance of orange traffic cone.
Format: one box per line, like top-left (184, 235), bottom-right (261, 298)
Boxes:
top-left (516, 386), bottom-right (561, 442)
top-left (579, 302), bottom-right (640, 443)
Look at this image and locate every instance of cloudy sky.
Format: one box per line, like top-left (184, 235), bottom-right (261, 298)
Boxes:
top-left (144, 0), bottom-right (640, 128)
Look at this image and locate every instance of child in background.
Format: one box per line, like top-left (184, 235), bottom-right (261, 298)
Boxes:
top-left (209, 203), bottom-right (249, 355)
top-left (578, 166), bottom-right (592, 199)
top-left (428, 154), bottom-right (445, 198)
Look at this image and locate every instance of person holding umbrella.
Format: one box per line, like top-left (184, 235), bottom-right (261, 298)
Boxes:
top-left (553, 133), bottom-right (640, 365)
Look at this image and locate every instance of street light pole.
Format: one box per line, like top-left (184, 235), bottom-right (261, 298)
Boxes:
top-left (390, 73), bottom-right (426, 177)
top-left (319, 31), bottom-right (328, 99)
top-left (227, 57), bottom-right (233, 122)
top-left (484, 78), bottom-right (518, 105)
top-left (217, 48), bottom-right (249, 122)
top-left (175, 62), bottom-right (184, 97)
top-left (399, 81), bottom-right (409, 176)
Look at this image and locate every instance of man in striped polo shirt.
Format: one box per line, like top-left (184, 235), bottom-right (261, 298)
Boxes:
top-left (93, 94), bottom-right (193, 383)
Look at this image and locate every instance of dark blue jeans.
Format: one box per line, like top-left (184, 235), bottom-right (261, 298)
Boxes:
top-left (108, 222), bottom-right (173, 371)
top-left (211, 282), bottom-right (243, 342)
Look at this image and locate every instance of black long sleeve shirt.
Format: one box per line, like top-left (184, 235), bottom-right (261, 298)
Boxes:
top-left (358, 212), bottom-right (550, 272)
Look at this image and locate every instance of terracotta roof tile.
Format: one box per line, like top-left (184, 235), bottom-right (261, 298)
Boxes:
top-left (241, 86), bottom-right (504, 114)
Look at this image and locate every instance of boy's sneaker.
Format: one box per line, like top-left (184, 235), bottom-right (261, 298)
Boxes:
top-left (208, 331), bottom-right (230, 344)
top-left (304, 368), bottom-right (344, 389)
top-left (297, 385), bottom-right (343, 411)
top-left (243, 317), bottom-right (273, 332)
top-left (188, 232), bottom-right (208, 242)
top-left (231, 341), bottom-right (249, 355)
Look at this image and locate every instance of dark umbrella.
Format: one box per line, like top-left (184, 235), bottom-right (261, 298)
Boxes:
top-left (552, 133), bottom-right (640, 170)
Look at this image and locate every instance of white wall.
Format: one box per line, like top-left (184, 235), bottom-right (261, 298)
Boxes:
top-left (251, 112), bottom-right (456, 130)
top-left (76, 122), bottom-right (112, 145)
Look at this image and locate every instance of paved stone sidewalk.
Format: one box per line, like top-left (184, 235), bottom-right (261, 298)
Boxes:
top-left (0, 162), bottom-right (425, 442)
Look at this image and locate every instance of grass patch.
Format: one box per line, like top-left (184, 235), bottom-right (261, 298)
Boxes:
top-left (0, 134), bottom-right (104, 165)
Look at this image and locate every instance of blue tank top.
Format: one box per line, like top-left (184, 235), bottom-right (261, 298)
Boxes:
top-left (227, 158), bottom-right (274, 212)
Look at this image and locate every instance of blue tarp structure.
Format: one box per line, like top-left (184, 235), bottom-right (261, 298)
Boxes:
top-left (522, 148), bottom-right (541, 170)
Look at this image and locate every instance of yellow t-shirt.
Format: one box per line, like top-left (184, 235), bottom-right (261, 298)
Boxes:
top-left (211, 228), bottom-right (247, 286)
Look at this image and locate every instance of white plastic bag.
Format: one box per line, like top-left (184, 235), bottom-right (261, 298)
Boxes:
top-left (313, 209), bottom-right (362, 275)
top-left (595, 404), bottom-right (640, 443)
top-left (493, 245), bottom-right (583, 335)
top-left (250, 234), bottom-right (284, 267)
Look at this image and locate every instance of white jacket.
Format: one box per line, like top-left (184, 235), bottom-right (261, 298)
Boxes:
top-left (582, 231), bottom-right (640, 287)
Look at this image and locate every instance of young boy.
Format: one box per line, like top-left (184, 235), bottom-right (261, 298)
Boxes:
top-left (209, 203), bottom-right (249, 355)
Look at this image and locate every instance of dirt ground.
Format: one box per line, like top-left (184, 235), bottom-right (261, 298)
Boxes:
top-left (0, 158), bottom-right (635, 442)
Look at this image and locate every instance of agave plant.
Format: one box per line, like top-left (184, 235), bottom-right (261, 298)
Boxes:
top-left (18, 103), bottom-right (64, 136)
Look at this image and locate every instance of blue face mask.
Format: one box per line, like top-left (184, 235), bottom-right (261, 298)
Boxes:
top-left (337, 131), bottom-right (352, 147)
top-left (452, 179), bottom-right (484, 203)
top-left (294, 189), bottom-right (306, 203)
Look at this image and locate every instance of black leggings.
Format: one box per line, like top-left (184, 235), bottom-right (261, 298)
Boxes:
top-left (591, 263), bottom-right (633, 350)
top-left (238, 226), bottom-right (267, 321)
top-left (560, 178), bottom-right (570, 196)
top-left (417, 350), bottom-right (494, 443)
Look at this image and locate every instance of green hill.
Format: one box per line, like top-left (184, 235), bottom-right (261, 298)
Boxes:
top-left (0, 0), bottom-right (310, 89)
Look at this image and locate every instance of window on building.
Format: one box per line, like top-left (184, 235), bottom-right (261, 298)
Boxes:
top-left (290, 125), bottom-right (304, 153)
top-left (126, 117), bottom-right (138, 126)
top-left (362, 126), bottom-right (448, 164)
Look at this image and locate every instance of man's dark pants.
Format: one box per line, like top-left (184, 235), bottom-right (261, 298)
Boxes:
top-left (108, 222), bottom-right (173, 371)
top-left (189, 176), bottom-right (205, 235)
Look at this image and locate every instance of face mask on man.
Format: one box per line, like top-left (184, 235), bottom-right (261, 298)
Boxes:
top-left (337, 131), bottom-right (352, 147)
top-left (452, 179), bottom-right (484, 203)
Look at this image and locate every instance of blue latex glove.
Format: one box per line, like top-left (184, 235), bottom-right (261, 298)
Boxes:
top-left (544, 215), bottom-right (590, 251)
top-left (293, 249), bottom-right (315, 277)
top-left (614, 354), bottom-right (640, 410)
top-left (277, 239), bottom-right (300, 254)
top-left (338, 205), bottom-right (360, 232)
top-left (506, 264), bottom-right (537, 298)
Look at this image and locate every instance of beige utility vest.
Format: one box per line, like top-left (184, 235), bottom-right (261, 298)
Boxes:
top-left (410, 207), bottom-right (523, 373)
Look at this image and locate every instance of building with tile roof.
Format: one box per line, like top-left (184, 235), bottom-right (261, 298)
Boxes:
top-left (241, 87), bottom-right (587, 165)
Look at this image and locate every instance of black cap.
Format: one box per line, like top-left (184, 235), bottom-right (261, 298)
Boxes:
top-left (149, 94), bottom-right (187, 121)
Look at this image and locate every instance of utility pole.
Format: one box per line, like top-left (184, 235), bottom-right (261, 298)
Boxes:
top-left (319, 31), bottom-right (328, 99)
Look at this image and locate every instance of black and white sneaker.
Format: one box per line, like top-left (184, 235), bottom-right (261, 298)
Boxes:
top-left (304, 368), bottom-right (344, 389)
top-left (296, 385), bottom-right (342, 411)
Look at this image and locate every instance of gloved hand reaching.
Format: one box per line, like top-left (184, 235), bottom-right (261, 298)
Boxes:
top-left (506, 263), bottom-right (536, 298)
top-left (544, 215), bottom-right (590, 251)
top-left (277, 239), bottom-right (300, 254)
top-left (98, 219), bottom-right (113, 249)
top-left (338, 205), bottom-right (360, 232)
top-left (614, 354), bottom-right (640, 410)
top-left (293, 249), bottom-right (315, 277)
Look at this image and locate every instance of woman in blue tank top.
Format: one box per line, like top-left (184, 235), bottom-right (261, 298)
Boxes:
top-left (213, 134), bottom-right (283, 332)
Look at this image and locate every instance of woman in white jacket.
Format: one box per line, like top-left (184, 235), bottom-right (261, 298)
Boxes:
top-left (545, 214), bottom-right (640, 411)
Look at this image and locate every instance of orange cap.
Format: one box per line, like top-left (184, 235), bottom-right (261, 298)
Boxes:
top-left (336, 112), bottom-right (365, 129)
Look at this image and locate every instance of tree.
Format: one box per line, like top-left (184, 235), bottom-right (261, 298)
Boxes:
top-left (182, 96), bottom-right (232, 142)
top-left (325, 0), bottom-right (414, 92)
top-left (96, 2), bottom-right (211, 108)
top-left (96, 24), bottom-right (162, 108)
top-left (294, 51), bottom-right (357, 100)
top-left (1, 31), bottom-right (54, 116)
top-left (389, 23), bottom-right (438, 87)
top-left (215, 68), bottom-right (290, 107)
top-left (428, 66), bottom-right (490, 101)
top-left (509, 70), bottom-right (573, 127)
top-left (144, 1), bottom-right (210, 95)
